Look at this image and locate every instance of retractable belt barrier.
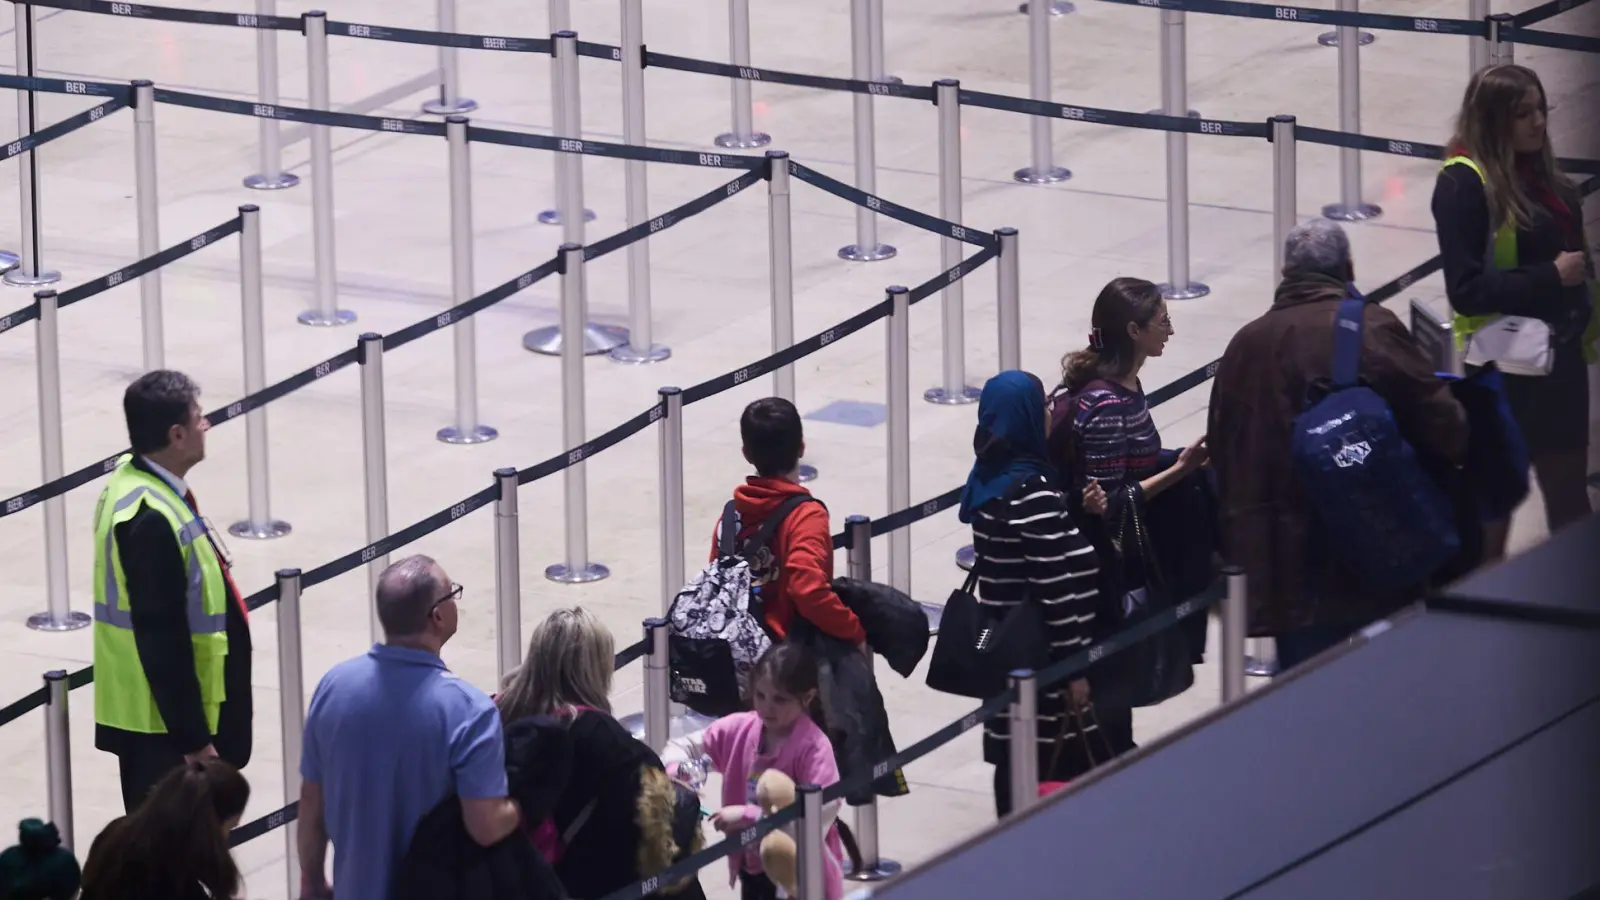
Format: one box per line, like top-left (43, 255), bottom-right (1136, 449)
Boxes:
top-left (0, 95), bottom-right (128, 162)
top-left (13, 0), bottom-right (301, 30)
top-left (326, 20), bottom-right (550, 53)
top-left (645, 50), bottom-right (937, 101)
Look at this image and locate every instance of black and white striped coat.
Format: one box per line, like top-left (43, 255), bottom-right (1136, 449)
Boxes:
top-left (971, 475), bottom-right (1102, 768)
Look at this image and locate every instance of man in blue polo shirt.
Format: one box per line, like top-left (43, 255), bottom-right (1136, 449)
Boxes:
top-left (297, 555), bottom-right (522, 900)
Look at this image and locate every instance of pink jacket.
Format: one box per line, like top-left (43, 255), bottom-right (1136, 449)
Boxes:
top-left (665, 711), bottom-right (846, 900)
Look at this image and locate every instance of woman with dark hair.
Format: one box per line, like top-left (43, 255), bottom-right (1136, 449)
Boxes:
top-left (80, 757), bottom-right (249, 900)
top-left (1432, 64), bottom-right (1595, 554)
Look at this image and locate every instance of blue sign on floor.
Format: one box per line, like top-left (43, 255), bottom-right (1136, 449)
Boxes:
top-left (805, 400), bottom-right (887, 428)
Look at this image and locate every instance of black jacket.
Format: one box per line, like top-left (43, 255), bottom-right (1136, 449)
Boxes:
top-left (787, 613), bottom-right (910, 804)
top-left (94, 457), bottom-right (252, 765)
top-left (395, 798), bottom-right (566, 900)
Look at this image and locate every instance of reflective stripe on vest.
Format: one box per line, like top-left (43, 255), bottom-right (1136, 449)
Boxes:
top-left (93, 456), bottom-right (229, 735)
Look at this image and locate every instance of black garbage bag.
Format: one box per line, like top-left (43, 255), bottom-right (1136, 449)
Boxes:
top-left (830, 577), bottom-right (930, 677)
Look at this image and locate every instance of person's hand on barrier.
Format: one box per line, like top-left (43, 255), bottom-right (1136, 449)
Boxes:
top-left (710, 805), bottom-right (755, 833)
top-left (1082, 479), bottom-right (1107, 517)
top-left (184, 743), bottom-right (218, 764)
top-left (1555, 251), bottom-right (1586, 287)
top-left (1176, 435), bottom-right (1209, 472)
top-left (1068, 679), bottom-right (1091, 710)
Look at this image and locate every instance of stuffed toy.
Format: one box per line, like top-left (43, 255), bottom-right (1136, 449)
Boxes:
top-left (754, 770), bottom-right (799, 897)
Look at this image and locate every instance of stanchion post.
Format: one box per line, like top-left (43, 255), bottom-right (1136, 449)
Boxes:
top-left (1271, 116), bottom-right (1297, 278)
top-left (765, 152), bottom-right (817, 481)
top-left (274, 569), bottom-right (305, 900)
top-left (245, 0), bottom-right (298, 190)
top-left (1015, 0), bottom-right (1070, 184)
top-left (422, 0), bottom-right (477, 115)
top-left (611, 0), bottom-right (670, 364)
top-left (885, 286), bottom-right (912, 595)
top-left (28, 290), bottom-right (87, 632)
top-left (1469, 0), bottom-right (1491, 74)
top-left (715, 0), bottom-right (770, 148)
top-left (358, 333), bottom-right (391, 642)
top-left (1018, 0), bottom-right (1075, 15)
top-left (493, 468), bottom-right (522, 680)
top-left (1157, 11), bottom-right (1210, 301)
top-left (43, 670), bottom-right (73, 851)
top-left (796, 784), bottom-right (826, 900)
top-left (132, 80), bottom-right (165, 371)
top-left (545, 244), bottom-right (610, 584)
top-left (438, 117), bottom-right (497, 443)
top-left (537, 31), bottom-right (599, 232)
top-left (6, 2), bottom-right (60, 288)
top-left (927, 80), bottom-right (979, 405)
top-left (1487, 13), bottom-right (1514, 66)
top-left (642, 617), bottom-right (670, 752)
top-left (300, 11), bottom-right (356, 326)
top-left (842, 515), bottom-right (903, 881)
top-left (1245, 636), bottom-right (1280, 677)
top-left (1007, 670), bottom-right (1039, 815)
top-left (229, 206), bottom-right (292, 540)
top-left (996, 227), bottom-right (1022, 372)
top-left (1221, 565), bottom-right (1246, 703)
top-left (838, 0), bottom-right (895, 262)
top-left (867, 0), bottom-right (900, 83)
top-left (1321, 0), bottom-right (1382, 223)
top-left (1317, 0), bottom-right (1376, 46)
top-left (657, 387), bottom-right (685, 610)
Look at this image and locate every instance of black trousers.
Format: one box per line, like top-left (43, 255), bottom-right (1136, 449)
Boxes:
top-left (116, 742), bottom-right (186, 812)
top-left (739, 871), bottom-right (779, 900)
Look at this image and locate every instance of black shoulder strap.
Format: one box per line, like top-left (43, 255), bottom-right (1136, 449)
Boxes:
top-left (742, 494), bottom-right (821, 558)
top-left (716, 500), bottom-right (741, 559)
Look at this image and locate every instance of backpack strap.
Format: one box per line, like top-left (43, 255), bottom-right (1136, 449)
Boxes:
top-left (1331, 297), bottom-right (1365, 389)
top-left (716, 499), bottom-right (742, 559)
top-left (741, 494), bottom-right (822, 559)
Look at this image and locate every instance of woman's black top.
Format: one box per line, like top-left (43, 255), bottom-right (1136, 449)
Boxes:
top-left (79, 819), bottom-right (215, 900)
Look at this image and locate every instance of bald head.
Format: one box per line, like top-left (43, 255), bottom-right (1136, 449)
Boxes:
top-left (375, 555), bottom-right (448, 638)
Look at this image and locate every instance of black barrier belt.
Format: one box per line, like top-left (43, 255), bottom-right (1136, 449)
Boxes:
top-left (382, 254), bottom-right (561, 353)
top-left (586, 170), bottom-right (766, 264)
top-left (1506, 26), bottom-right (1600, 53)
top-left (1512, 0), bottom-right (1595, 26)
top-left (577, 40), bottom-right (624, 61)
top-left (18, 0), bottom-right (302, 29)
top-left (788, 163), bottom-right (998, 248)
top-left (0, 73), bottom-right (130, 99)
top-left (468, 124), bottom-right (766, 170)
top-left (243, 584), bottom-right (280, 613)
top-left (644, 51), bottom-right (937, 101)
top-left (869, 486), bottom-right (963, 539)
top-left (1, 94), bottom-right (128, 162)
top-left (59, 216), bottom-right (242, 308)
top-left (614, 639), bottom-right (647, 670)
top-left (153, 88), bottom-right (447, 137)
top-left (959, 87), bottom-right (1268, 139)
top-left (1096, 0), bottom-right (1485, 35)
top-left (600, 801), bottom-right (805, 900)
top-left (0, 300), bottom-right (39, 337)
top-left (202, 345), bottom-right (362, 431)
top-left (1295, 126), bottom-right (1445, 160)
top-left (907, 245), bottom-right (1000, 306)
top-left (682, 298), bottom-right (893, 407)
top-left (300, 485), bottom-right (497, 591)
top-left (228, 802), bottom-right (298, 847)
top-left (0, 665), bottom-right (93, 730)
top-left (0, 452), bottom-right (123, 520)
top-left (326, 21), bottom-right (551, 53)
top-left (516, 403), bottom-right (665, 486)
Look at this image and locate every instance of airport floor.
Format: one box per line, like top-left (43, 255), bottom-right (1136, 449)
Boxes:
top-left (0, 0), bottom-right (1594, 895)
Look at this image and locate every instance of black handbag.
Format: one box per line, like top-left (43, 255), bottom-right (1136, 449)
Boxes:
top-left (925, 559), bottom-right (1049, 699)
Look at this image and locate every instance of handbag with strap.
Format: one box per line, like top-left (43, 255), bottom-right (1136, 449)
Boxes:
top-left (1037, 704), bottom-right (1116, 797)
top-left (925, 554), bottom-right (1050, 700)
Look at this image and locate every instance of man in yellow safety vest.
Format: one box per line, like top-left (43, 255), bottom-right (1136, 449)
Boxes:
top-left (93, 370), bottom-right (253, 812)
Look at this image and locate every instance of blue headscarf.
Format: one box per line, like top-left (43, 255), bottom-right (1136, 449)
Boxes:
top-left (958, 370), bottom-right (1057, 523)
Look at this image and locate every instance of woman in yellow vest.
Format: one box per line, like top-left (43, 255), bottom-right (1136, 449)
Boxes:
top-left (1431, 64), bottom-right (1596, 558)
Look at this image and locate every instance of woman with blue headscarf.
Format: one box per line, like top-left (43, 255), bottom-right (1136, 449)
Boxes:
top-left (961, 371), bottom-right (1107, 817)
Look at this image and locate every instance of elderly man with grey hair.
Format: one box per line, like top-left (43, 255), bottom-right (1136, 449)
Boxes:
top-left (296, 555), bottom-right (523, 900)
top-left (1207, 220), bottom-right (1470, 673)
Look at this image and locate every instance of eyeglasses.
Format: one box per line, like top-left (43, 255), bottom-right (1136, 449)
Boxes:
top-left (430, 582), bottom-right (464, 615)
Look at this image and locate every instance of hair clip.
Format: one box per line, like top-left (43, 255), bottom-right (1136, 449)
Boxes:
top-left (1088, 327), bottom-right (1105, 350)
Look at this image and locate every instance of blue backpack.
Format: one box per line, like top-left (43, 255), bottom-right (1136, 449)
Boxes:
top-left (1290, 297), bottom-right (1459, 590)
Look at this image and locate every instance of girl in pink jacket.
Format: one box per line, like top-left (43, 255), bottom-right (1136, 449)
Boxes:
top-left (663, 644), bottom-right (847, 900)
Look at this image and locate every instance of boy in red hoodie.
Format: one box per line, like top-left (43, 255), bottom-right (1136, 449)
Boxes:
top-left (711, 398), bottom-right (866, 646)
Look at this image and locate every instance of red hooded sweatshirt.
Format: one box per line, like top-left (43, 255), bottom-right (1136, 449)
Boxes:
top-left (709, 477), bottom-right (866, 645)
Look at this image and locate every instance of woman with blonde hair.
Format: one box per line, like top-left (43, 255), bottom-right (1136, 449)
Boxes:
top-left (498, 608), bottom-right (704, 900)
top-left (1432, 64), bottom-right (1596, 553)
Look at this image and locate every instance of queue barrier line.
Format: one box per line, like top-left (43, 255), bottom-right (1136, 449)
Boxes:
top-left (1505, 25), bottom-right (1600, 53)
top-left (10, 0), bottom-right (301, 30)
top-left (0, 94), bottom-right (128, 163)
top-left (644, 50), bottom-right (938, 102)
top-left (0, 73), bottom-right (129, 99)
top-left (1098, 0), bottom-right (1487, 36)
top-left (326, 20), bottom-right (551, 53)
top-left (789, 162), bottom-right (999, 249)
top-left (1511, 0), bottom-right (1595, 27)
top-left (467, 123), bottom-right (767, 171)
top-left (584, 170), bottom-right (766, 264)
top-left (152, 87), bottom-right (448, 137)
top-left (59, 216), bottom-right (242, 308)
top-left (957, 88), bottom-right (1271, 139)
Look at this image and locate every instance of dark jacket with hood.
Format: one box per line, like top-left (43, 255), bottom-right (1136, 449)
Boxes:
top-left (1207, 273), bottom-right (1470, 636)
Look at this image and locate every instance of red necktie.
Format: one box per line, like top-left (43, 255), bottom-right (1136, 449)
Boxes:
top-left (186, 491), bottom-right (249, 622)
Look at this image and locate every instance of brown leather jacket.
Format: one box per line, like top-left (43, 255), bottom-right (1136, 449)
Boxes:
top-left (1207, 273), bottom-right (1469, 636)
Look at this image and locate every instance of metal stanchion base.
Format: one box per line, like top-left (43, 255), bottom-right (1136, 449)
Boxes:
top-left (1018, 0), bottom-right (1076, 14)
top-left (437, 424), bottom-right (500, 444)
top-left (714, 131), bottom-right (772, 149)
top-left (297, 308), bottom-right (358, 326)
top-left (797, 463), bottom-right (818, 483)
top-left (1158, 281), bottom-right (1211, 301)
top-left (1318, 30), bottom-right (1376, 46)
top-left (1322, 202), bottom-right (1383, 222)
top-left (608, 342), bottom-right (672, 364)
top-left (523, 322), bottom-right (630, 356)
top-left (537, 208), bottom-right (598, 225)
top-left (620, 708), bottom-right (718, 742)
top-left (839, 243), bottom-right (897, 262)
top-left (955, 543), bottom-right (975, 570)
top-left (920, 602), bottom-right (945, 635)
top-left (1244, 654), bottom-right (1279, 677)
top-left (1014, 165), bottom-right (1071, 185)
top-left (0, 250), bottom-right (19, 274)
top-left (924, 385), bottom-right (981, 405)
top-left (228, 519), bottom-right (292, 540)
top-left (847, 859), bottom-right (905, 882)
top-left (421, 96), bottom-right (479, 115)
top-left (544, 562), bottom-right (611, 584)
top-left (26, 610), bottom-right (91, 632)
top-left (243, 171), bottom-right (301, 191)
top-left (3, 267), bottom-right (61, 287)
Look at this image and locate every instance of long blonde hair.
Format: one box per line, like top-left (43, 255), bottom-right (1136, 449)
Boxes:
top-left (1450, 64), bottom-right (1572, 230)
top-left (496, 607), bottom-right (615, 721)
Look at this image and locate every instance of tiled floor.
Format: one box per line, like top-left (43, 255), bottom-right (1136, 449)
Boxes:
top-left (0, 0), bottom-right (1594, 896)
